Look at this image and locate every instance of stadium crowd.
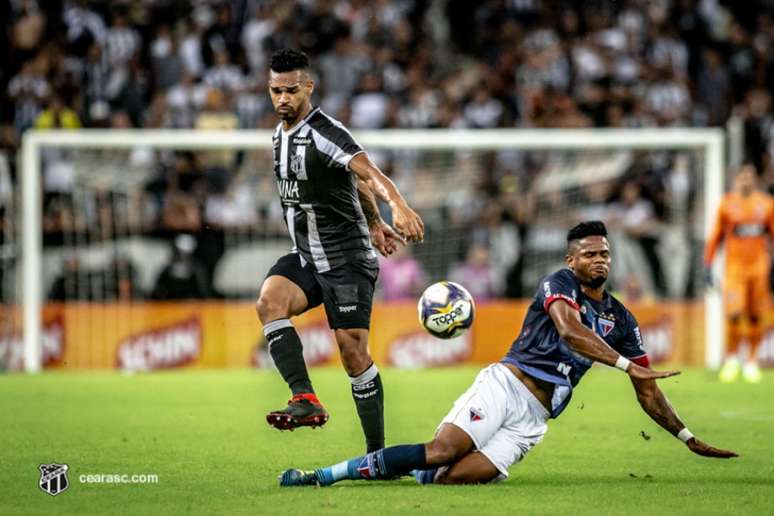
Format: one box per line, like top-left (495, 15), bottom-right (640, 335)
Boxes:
top-left (1, 0), bottom-right (774, 301)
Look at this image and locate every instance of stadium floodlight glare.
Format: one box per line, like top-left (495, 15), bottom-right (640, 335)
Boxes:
top-left (20, 127), bottom-right (724, 372)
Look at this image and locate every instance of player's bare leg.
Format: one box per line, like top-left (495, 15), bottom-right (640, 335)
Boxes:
top-left (280, 421), bottom-right (475, 486)
top-left (258, 276), bottom-right (329, 430)
top-left (434, 451), bottom-right (500, 484)
top-left (336, 328), bottom-right (385, 452)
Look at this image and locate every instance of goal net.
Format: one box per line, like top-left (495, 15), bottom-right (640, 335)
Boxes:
top-left (6, 128), bottom-right (725, 372)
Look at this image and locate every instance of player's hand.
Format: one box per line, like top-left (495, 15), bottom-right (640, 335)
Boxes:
top-left (686, 437), bottom-right (739, 458)
top-left (626, 362), bottom-right (681, 381)
top-left (370, 221), bottom-right (406, 257)
top-left (391, 201), bottom-right (424, 243)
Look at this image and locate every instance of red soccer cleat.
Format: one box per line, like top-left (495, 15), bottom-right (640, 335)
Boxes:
top-left (266, 393), bottom-right (329, 431)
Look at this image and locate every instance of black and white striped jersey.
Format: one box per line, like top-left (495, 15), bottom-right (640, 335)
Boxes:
top-left (272, 107), bottom-right (377, 273)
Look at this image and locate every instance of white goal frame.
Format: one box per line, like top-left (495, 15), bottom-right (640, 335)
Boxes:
top-left (20, 128), bottom-right (725, 372)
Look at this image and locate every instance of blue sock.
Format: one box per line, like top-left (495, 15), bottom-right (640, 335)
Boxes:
top-left (411, 468), bottom-right (439, 484)
top-left (315, 444), bottom-right (427, 486)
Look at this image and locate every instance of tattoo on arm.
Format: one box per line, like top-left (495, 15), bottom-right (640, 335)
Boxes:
top-left (357, 179), bottom-right (382, 227)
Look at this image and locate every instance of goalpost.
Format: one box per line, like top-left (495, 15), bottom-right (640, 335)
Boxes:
top-left (19, 128), bottom-right (725, 373)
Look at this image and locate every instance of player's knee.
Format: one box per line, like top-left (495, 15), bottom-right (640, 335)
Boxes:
top-left (255, 294), bottom-right (287, 324)
top-left (425, 439), bottom-right (463, 465)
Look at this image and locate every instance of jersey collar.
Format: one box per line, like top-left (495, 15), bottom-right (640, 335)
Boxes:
top-left (572, 273), bottom-right (613, 310)
top-left (281, 106), bottom-right (320, 136)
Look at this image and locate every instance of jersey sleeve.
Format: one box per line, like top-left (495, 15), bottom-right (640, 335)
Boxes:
top-left (538, 270), bottom-right (580, 313)
top-left (615, 310), bottom-right (650, 367)
top-left (310, 123), bottom-right (365, 170)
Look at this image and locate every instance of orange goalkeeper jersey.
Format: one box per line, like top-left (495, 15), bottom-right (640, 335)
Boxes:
top-left (704, 191), bottom-right (774, 273)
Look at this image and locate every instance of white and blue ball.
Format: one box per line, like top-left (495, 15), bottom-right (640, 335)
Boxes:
top-left (417, 281), bottom-right (475, 339)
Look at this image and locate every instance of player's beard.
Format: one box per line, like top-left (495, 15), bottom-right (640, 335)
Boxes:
top-left (582, 274), bottom-right (607, 289)
top-left (276, 106), bottom-right (297, 123)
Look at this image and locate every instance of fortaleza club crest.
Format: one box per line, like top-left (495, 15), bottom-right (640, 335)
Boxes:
top-left (39, 463), bottom-right (70, 496)
top-left (597, 317), bottom-right (615, 337)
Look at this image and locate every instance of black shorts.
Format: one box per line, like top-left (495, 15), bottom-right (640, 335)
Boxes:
top-left (266, 253), bottom-right (379, 330)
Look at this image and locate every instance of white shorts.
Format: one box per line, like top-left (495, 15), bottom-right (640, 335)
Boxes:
top-left (438, 363), bottom-right (549, 481)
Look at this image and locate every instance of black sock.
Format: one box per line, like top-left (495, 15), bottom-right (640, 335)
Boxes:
top-left (264, 319), bottom-right (313, 395)
top-left (350, 363), bottom-right (384, 452)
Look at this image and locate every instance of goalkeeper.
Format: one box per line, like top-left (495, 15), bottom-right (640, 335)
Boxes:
top-left (281, 221), bottom-right (737, 487)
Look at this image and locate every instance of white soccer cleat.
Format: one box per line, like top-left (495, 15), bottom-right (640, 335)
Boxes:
top-left (743, 362), bottom-right (762, 384)
top-left (719, 357), bottom-right (740, 383)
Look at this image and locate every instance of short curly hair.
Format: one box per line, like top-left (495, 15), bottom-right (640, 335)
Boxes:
top-left (566, 221), bottom-right (608, 246)
top-left (270, 49), bottom-right (310, 73)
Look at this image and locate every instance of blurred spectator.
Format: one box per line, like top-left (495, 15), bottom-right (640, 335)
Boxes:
top-left (7, 60), bottom-right (50, 132)
top-left (697, 48), bottom-right (730, 126)
top-left (242, 3), bottom-right (275, 75)
top-left (608, 180), bottom-right (667, 297)
top-left (378, 245), bottom-right (427, 301)
top-left (151, 234), bottom-right (211, 300)
top-left (104, 253), bottom-right (142, 301)
top-left (167, 72), bottom-right (207, 128)
top-left (203, 50), bottom-right (244, 93)
top-left (48, 254), bottom-right (85, 301)
top-left (350, 73), bottom-right (389, 129)
top-left (48, 252), bottom-right (140, 301)
top-left (151, 24), bottom-right (184, 91)
top-left (34, 95), bottom-right (81, 130)
top-left (449, 242), bottom-right (498, 301)
top-left (105, 7), bottom-right (140, 68)
top-left (195, 88), bottom-right (238, 171)
top-left (463, 85), bottom-right (504, 128)
top-left (318, 34), bottom-right (371, 116)
top-left (158, 152), bottom-right (204, 234)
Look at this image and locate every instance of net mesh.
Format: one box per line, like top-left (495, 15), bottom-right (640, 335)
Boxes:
top-left (0, 135), bottom-right (709, 369)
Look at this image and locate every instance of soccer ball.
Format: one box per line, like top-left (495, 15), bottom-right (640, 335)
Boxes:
top-left (417, 281), bottom-right (475, 339)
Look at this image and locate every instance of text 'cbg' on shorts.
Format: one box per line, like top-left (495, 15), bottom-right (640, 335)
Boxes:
top-left (437, 363), bottom-right (549, 481)
top-left (266, 252), bottom-right (378, 330)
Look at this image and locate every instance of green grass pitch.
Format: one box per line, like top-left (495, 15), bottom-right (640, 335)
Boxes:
top-left (1, 366), bottom-right (772, 515)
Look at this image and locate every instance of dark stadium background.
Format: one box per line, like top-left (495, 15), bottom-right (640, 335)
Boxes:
top-left (1, 0), bottom-right (773, 305)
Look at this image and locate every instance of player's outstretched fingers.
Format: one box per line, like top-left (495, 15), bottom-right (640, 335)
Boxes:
top-left (628, 364), bottom-right (680, 380)
top-left (687, 438), bottom-right (739, 458)
top-left (652, 369), bottom-right (681, 379)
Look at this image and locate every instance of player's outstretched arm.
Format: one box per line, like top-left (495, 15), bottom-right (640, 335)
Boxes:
top-left (356, 178), bottom-right (405, 257)
top-left (349, 153), bottom-right (424, 243)
top-left (548, 301), bottom-right (679, 380)
top-left (630, 376), bottom-right (739, 458)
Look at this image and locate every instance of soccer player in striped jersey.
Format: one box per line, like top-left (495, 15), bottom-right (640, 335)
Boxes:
top-left (280, 221), bottom-right (736, 487)
top-left (258, 49), bottom-right (424, 453)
